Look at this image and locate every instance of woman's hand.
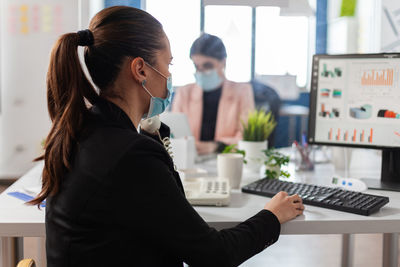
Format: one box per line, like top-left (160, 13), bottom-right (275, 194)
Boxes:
top-left (195, 141), bottom-right (218, 155)
top-left (264, 191), bottom-right (304, 224)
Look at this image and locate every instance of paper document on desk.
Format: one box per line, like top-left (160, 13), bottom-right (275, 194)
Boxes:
top-left (19, 185), bottom-right (42, 196)
top-left (7, 185), bottom-right (45, 207)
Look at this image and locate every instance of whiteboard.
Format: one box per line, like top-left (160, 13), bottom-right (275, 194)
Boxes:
top-left (0, 0), bottom-right (80, 178)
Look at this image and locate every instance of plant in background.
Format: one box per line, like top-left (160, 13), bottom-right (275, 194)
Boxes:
top-left (222, 144), bottom-right (247, 164)
top-left (263, 148), bottom-right (290, 179)
top-left (241, 109), bottom-right (277, 141)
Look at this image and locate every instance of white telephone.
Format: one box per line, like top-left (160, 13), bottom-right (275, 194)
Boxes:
top-left (183, 178), bottom-right (231, 206)
top-left (140, 116), bottom-right (161, 134)
top-left (142, 117), bottom-right (231, 207)
top-left (140, 116), bottom-right (173, 159)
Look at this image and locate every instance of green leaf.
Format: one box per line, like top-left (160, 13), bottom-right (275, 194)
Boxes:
top-left (263, 148), bottom-right (291, 179)
top-left (242, 109), bottom-right (276, 141)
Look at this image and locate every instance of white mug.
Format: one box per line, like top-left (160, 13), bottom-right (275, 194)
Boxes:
top-left (217, 153), bottom-right (244, 189)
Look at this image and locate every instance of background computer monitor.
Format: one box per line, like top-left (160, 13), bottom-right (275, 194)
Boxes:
top-left (308, 53), bottom-right (400, 192)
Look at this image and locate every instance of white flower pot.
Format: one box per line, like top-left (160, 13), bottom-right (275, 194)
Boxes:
top-left (238, 140), bottom-right (268, 172)
top-left (260, 164), bottom-right (281, 179)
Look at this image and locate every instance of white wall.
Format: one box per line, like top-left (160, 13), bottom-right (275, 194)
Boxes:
top-left (381, 0), bottom-right (400, 52)
top-left (327, 0), bottom-right (381, 54)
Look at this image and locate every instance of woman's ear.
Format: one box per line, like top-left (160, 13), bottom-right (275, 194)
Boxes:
top-left (130, 57), bottom-right (147, 84)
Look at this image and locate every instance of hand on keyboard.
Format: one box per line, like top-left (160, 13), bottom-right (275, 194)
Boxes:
top-left (264, 191), bottom-right (305, 224)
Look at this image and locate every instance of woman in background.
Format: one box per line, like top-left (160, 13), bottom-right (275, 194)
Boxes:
top-left (172, 33), bottom-right (255, 155)
top-left (30, 6), bottom-right (303, 267)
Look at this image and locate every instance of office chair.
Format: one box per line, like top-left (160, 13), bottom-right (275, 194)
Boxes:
top-left (250, 79), bottom-right (281, 147)
top-left (16, 259), bottom-right (36, 267)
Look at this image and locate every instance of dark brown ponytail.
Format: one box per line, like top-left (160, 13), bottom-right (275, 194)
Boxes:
top-left (30, 6), bottom-right (164, 206)
top-left (29, 33), bottom-right (99, 206)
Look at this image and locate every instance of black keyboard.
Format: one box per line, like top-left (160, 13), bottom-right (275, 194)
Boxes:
top-left (242, 178), bottom-right (389, 216)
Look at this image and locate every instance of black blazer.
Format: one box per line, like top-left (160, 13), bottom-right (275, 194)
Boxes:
top-left (45, 98), bottom-right (281, 267)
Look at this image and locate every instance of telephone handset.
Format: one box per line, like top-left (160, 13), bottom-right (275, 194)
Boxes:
top-left (140, 116), bottom-right (161, 134)
top-left (141, 116), bottom-right (174, 160)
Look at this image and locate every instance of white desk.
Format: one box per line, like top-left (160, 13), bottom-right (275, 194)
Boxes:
top-left (1, 158), bottom-right (399, 267)
top-left (0, 163), bottom-right (44, 267)
top-left (194, 154), bottom-right (400, 267)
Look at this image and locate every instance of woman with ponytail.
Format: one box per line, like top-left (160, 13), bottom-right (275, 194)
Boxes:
top-left (32, 6), bottom-right (303, 267)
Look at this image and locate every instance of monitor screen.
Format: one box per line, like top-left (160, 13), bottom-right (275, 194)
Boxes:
top-left (308, 53), bottom-right (400, 149)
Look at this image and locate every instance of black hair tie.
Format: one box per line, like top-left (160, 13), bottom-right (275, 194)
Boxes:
top-left (77, 29), bottom-right (94, 46)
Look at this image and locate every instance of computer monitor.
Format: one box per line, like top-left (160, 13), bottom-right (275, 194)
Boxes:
top-left (159, 112), bottom-right (193, 138)
top-left (308, 53), bottom-right (400, 192)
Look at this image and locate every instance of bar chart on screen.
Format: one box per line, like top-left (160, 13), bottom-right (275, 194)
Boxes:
top-left (348, 63), bottom-right (400, 98)
top-left (325, 127), bottom-right (374, 144)
top-left (361, 68), bottom-right (394, 86)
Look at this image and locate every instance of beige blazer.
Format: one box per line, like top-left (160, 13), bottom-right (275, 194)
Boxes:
top-left (171, 80), bottom-right (255, 145)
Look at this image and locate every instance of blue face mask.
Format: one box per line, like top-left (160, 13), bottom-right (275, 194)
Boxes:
top-left (142, 62), bottom-right (173, 119)
top-left (194, 69), bottom-right (223, 91)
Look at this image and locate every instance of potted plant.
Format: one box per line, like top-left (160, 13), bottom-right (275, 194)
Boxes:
top-left (261, 148), bottom-right (290, 179)
top-left (222, 144), bottom-right (246, 163)
top-left (238, 109), bottom-right (276, 172)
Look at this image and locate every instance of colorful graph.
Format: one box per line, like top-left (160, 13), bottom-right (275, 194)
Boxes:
top-left (361, 69), bottom-right (394, 86)
top-left (368, 128), bottom-right (373, 143)
top-left (352, 129), bottom-right (357, 142)
top-left (326, 128), bottom-right (373, 143)
top-left (319, 104), bottom-right (340, 118)
top-left (320, 88), bottom-right (330, 97)
top-left (344, 131), bottom-right (349, 141)
top-left (321, 64), bottom-right (342, 78)
top-left (336, 129), bottom-right (341, 141)
top-left (349, 104), bottom-right (372, 119)
top-left (332, 89), bottom-right (342, 98)
top-left (320, 88), bottom-right (342, 98)
top-left (377, 109), bottom-right (400, 119)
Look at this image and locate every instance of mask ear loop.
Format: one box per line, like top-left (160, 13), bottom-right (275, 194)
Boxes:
top-left (142, 80), bottom-right (154, 97)
top-left (142, 79), bottom-right (171, 101)
top-left (145, 62), bottom-right (169, 79)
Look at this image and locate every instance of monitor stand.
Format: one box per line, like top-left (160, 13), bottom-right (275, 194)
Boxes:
top-left (361, 149), bottom-right (400, 192)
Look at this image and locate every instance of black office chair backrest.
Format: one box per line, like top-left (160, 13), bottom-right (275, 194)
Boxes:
top-left (250, 79), bottom-right (281, 147)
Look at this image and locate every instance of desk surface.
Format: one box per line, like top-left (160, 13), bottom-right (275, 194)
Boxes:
top-left (1, 154), bottom-right (400, 237)
top-left (0, 163), bottom-right (44, 236)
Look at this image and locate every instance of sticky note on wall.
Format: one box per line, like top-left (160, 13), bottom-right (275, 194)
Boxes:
top-left (32, 5), bottom-right (40, 32)
top-left (42, 5), bottom-right (52, 33)
top-left (7, 5), bottom-right (17, 34)
top-left (340, 0), bottom-right (357, 17)
top-left (20, 5), bottom-right (29, 34)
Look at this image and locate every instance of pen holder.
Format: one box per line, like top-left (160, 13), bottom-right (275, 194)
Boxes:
top-left (292, 143), bottom-right (315, 171)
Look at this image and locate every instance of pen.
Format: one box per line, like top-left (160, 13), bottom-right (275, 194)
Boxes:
top-left (302, 132), bottom-right (308, 148)
top-left (294, 140), bottom-right (313, 169)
